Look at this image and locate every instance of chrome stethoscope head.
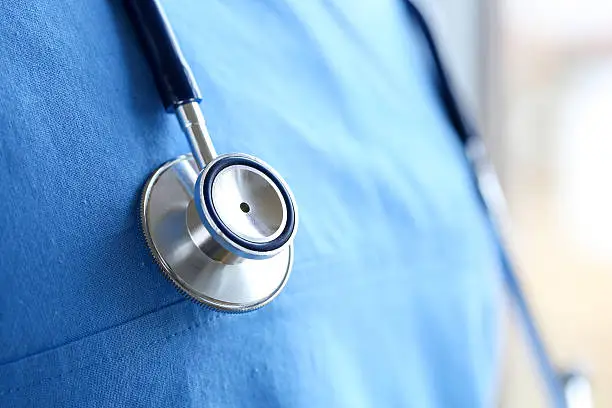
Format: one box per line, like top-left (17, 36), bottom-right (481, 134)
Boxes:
top-left (141, 151), bottom-right (297, 313)
top-left (128, 0), bottom-right (297, 311)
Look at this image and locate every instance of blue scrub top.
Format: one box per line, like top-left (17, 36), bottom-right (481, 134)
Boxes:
top-left (0, 0), bottom-right (502, 406)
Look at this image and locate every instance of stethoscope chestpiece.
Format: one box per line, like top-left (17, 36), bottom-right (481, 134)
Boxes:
top-left (141, 153), bottom-right (298, 313)
top-left (128, 0), bottom-right (298, 312)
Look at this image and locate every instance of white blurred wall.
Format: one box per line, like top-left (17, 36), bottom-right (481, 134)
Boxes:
top-left (495, 1), bottom-right (612, 407)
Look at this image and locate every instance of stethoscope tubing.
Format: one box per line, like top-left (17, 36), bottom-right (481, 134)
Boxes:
top-left (402, 2), bottom-right (566, 407)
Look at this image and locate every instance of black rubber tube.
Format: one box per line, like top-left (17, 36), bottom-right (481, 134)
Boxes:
top-left (125, 0), bottom-right (202, 112)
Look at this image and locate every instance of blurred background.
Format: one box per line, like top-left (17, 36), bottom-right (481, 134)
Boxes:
top-left (421, 0), bottom-right (612, 406)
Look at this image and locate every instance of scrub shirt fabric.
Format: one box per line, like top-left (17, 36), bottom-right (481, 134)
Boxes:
top-left (0, 0), bottom-right (502, 407)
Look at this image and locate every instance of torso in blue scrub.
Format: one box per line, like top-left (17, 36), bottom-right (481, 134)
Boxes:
top-left (0, 1), bottom-right (502, 407)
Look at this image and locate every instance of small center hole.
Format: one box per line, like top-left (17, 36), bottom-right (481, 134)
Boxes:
top-left (240, 202), bottom-right (250, 213)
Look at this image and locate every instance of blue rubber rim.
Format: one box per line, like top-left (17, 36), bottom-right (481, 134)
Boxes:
top-left (197, 156), bottom-right (295, 253)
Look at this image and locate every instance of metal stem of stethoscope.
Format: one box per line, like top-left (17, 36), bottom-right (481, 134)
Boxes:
top-left (126, 0), bottom-right (298, 312)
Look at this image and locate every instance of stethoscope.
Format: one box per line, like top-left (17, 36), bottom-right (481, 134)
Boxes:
top-left (126, 0), bottom-right (583, 406)
top-left (126, 0), bottom-right (298, 313)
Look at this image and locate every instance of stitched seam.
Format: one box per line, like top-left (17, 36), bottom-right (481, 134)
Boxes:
top-left (1, 298), bottom-right (187, 367)
top-left (0, 321), bottom-right (203, 396)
